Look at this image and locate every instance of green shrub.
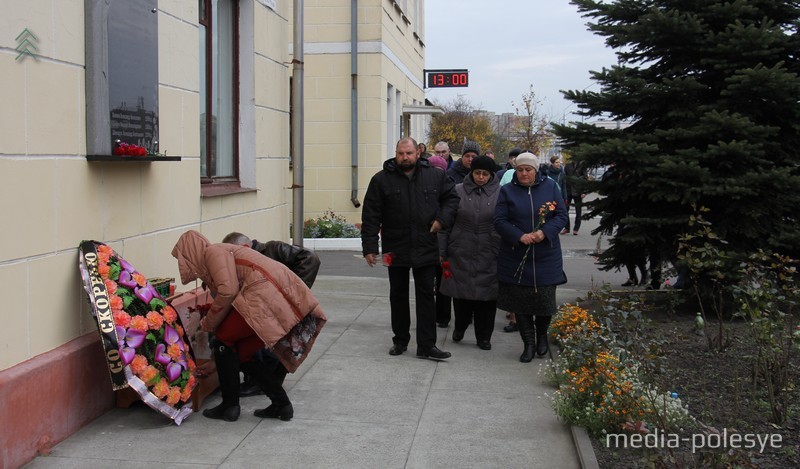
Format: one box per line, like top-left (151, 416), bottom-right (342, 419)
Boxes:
top-left (303, 210), bottom-right (360, 238)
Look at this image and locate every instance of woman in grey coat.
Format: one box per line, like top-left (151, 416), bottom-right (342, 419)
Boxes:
top-left (438, 156), bottom-right (501, 350)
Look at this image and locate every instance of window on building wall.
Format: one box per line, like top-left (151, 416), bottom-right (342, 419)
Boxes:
top-left (199, 0), bottom-right (239, 183)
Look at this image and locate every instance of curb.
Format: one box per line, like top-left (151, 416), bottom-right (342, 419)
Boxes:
top-left (302, 238), bottom-right (361, 251)
top-left (571, 425), bottom-right (601, 469)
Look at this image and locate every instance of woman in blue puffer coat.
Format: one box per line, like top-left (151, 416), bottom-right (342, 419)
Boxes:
top-left (494, 152), bottom-right (568, 362)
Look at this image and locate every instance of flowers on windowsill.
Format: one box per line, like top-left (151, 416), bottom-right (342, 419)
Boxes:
top-left (113, 141), bottom-right (148, 157)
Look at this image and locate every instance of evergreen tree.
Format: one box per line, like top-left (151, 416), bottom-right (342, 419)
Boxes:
top-left (553, 0), bottom-right (800, 280)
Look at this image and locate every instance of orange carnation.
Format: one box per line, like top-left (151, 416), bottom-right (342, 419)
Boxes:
top-left (98, 252), bottom-right (110, 266)
top-left (110, 295), bottom-right (124, 312)
top-left (175, 324), bottom-right (185, 337)
top-left (97, 245), bottom-right (113, 256)
top-left (166, 386), bottom-right (182, 405)
top-left (140, 365), bottom-right (159, 384)
top-left (146, 311), bottom-right (164, 330)
top-left (152, 378), bottom-right (170, 399)
top-left (104, 279), bottom-right (118, 295)
top-left (180, 386), bottom-right (193, 403)
top-left (113, 310), bottom-right (131, 328)
top-left (186, 358), bottom-right (196, 372)
top-left (130, 354), bottom-right (148, 375)
top-left (130, 316), bottom-right (148, 332)
top-left (162, 306), bottom-right (178, 324)
top-left (132, 272), bottom-right (147, 287)
top-left (98, 263), bottom-right (110, 278)
top-left (167, 343), bottom-right (182, 360)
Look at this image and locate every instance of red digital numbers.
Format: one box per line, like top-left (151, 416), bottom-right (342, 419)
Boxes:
top-left (427, 71), bottom-right (468, 88)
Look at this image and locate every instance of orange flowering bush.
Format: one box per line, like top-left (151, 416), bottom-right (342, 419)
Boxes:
top-left (546, 303), bottom-right (693, 437)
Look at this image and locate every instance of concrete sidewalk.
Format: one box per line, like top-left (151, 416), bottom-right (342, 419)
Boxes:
top-left (25, 217), bottom-right (624, 468)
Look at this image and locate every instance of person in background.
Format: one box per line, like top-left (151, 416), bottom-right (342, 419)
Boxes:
top-left (483, 151), bottom-right (503, 172)
top-left (497, 147), bottom-right (523, 332)
top-left (361, 137), bottom-right (459, 360)
top-left (564, 159), bottom-right (588, 235)
top-left (418, 142), bottom-right (432, 158)
top-left (546, 156), bottom-right (569, 234)
top-left (433, 141), bottom-right (455, 169)
top-left (221, 232), bottom-right (321, 397)
top-left (447, 140), bottom-right (480, 184)
top-left (426, 153), bottom-right (455, 328)
top-left (427, 154), bottom-right (449, 173)
top-left (494, 152), bottom-right (568, 362)
top-left (438, 155), bottom-right (501, 350)
top-left (172, 230), bottom-right (326, 422)
top-left (498, 148), bottom-right (522, 185)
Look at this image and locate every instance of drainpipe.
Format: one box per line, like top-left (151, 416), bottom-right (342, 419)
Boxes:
top-left (292, 0), bottom-right (305, 246)
top-left (350, 0), bottom-right (361, 208)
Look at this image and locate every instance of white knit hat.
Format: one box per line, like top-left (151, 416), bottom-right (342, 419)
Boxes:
top-left (515, 152), bottom-right (540, 168)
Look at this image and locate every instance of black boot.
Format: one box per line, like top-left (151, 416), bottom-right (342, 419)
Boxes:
top-left (239, 372), bottom-right (264, 397)
top-left (535, 316), bottom-right (551, 358)
top-left (516, 314), bottom-right (536, 363)
top-left (203, 341), bottom-right (241, 422)
top-left (242, 359), bottom-right (293, 421)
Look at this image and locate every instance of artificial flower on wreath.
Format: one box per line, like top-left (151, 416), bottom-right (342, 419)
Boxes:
top-left (79, 241), bottom-right (197, 424)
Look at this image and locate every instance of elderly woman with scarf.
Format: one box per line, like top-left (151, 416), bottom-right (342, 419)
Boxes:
top-left (438, 155), bottom-right (501, 350)
top-left (172, 230), bottom-right (326, 421)
top-left (494, 153), bottom-right (568, 362)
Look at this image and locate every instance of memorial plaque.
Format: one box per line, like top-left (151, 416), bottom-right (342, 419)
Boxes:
top-left (108, 0), bottom-right (159, 153)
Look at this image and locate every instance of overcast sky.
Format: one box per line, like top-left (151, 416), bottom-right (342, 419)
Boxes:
top-left (424, 0), bottom-right (618, 121)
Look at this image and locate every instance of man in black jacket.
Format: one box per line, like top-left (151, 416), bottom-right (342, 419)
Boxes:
top-left (361, 137), bottom-right (460, 360)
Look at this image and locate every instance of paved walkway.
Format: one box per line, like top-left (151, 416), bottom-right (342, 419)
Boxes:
top-left (25, 217), bottom-right (625, 468)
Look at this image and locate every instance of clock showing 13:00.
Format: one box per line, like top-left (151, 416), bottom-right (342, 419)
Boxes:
top-left (426, 70), bottom-right (469, 88)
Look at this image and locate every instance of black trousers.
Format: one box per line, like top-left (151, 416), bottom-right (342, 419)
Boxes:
top-left (565, 194), bottom-right (583, 232)
top-left (452, 298), bottom-right (497, 343)
top-left (434, 264), bottom-right (452, 325)
top-left (388, 264), bottom-right (437, 349)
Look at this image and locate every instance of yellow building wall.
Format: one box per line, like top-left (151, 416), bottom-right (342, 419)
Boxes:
top-left (294, 0), bottom-right (428, 224)
top-left (0, 0), bottom-right (291, 371)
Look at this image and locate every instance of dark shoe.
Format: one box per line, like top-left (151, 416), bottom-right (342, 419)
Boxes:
top-left (621, 279), bottom-right (637, 287)
top-left (536, 334), bottom-right (549, 357)
top-left (520, 345), bottom-right (535, 363)
top-left (573, 230), bottom-right (579, 235)
top-left (416, 346), bottom-right (451, 360)
top-left (560, 229), bottom-right (568, 235)
top-left (477, 340), bottom-right (491, 351)
top-left (436, 322), bottom-right (449, 328)
top-left (389, 344), bottom-right (407, 356)
top-left (640, 271), bottom-right (650, 286)
top-left (502, 322), bottom-right (518, 333)
top-left (239, 380), bottom-right (264, 397)
top-left (452, 329), bottom-right (465, 342)
top-left (517, 314), bottom-right (536, 363)
top-left (254, 402), bottom-right (293, 421)
top-left (203, 402), bottom-right (241, 422)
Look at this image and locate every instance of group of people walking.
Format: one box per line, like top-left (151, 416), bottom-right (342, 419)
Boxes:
top-left (178, 136), bottom-right (577, 424)
top-left (361, 138), bottom-right (570, 363)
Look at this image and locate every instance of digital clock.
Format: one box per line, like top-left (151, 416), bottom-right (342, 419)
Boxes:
top-left (426, 70), bottom-right (469, 88)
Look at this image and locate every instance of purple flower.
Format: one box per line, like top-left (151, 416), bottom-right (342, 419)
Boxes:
top-left (118, 270), bottom-right (138, 289)
top-left (119, 258), bottom-right (135, 273)
top-left (135, 284), bottom-right (158, 304)
top-left (156, 325), bottom-right (188, 382)
top-left (116, 326), bottom-right (145, 365)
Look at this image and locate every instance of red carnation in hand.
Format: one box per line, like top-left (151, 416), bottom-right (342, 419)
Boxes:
top-left (382, 252), bottom-right (394, 266)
